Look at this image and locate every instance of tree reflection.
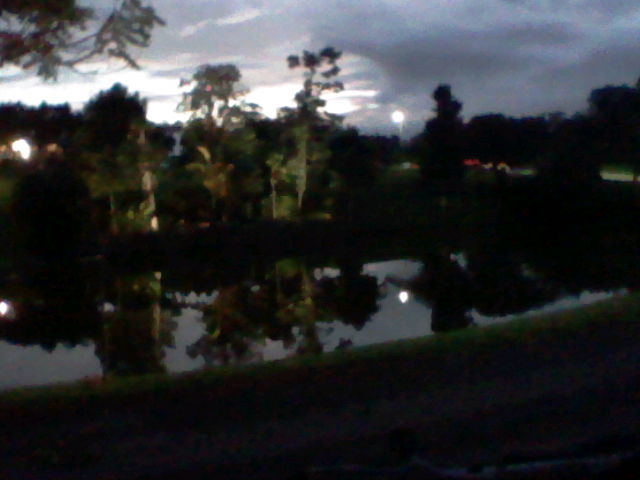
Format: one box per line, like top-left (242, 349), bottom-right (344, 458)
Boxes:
top-left (188, 259), bottom-right (325, 364)
top-left (0, 264), bottom-right (101, 350)
top-left (187, 256), bottom-right (382, 364)
top-left (401, 247), bottom-right (561, 333)
top-left (408, 252), bottom-right (475, 333)
top-left (316, 255), bottom-right (380, 330)
top-left (95, 273), bottom-right (174, 377)
top-left (466, 247), bottom-right (558, 317)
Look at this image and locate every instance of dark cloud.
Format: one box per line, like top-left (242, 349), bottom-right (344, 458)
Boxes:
top-left (4, 0), bottom-right (640, 135)
top-left (495, 22), bottom-right (581, 45)
top-left (501, 0), bottom-right (640, 17)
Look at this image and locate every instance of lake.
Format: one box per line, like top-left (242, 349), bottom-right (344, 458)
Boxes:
top-left (0, 250), bottom-right (630, 390)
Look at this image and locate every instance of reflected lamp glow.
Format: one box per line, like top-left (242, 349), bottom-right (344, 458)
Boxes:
top-left (11, 139), bottom-right (32, 161)
top-left (398, 290), bottom-right (410, 304)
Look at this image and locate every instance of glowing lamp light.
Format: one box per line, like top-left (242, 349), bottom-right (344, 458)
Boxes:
top-left (391, 110), bottom-right (405, 124)
top-left (0, 300), bottom-right (15, 320)
top-left (391, 110), bottom-right (405, 138)
top-left (11, 139), bottom-right (32, 161)
top-left (398, 291), bottom-right (410, 304)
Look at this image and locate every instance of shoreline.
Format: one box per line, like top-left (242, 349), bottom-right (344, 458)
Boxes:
top-left (1, 294), bottom-right (639, 478)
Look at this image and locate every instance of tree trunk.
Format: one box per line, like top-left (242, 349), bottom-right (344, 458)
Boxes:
top-left (109, 193), bottom-right (119, 235)
top-left (297, 132), bottom-right (308, 212)
top-left (271, 178), bottom-right (278, 219)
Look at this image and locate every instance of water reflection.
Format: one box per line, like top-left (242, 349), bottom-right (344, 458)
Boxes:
top-left (389, 248), bottom-right (562, 333)
top-left (0, 265), bottom-right (101, 351)
top-left (94, 273), bottom-right (175, 377)
top-left (0, 245), bottom-right (635, 389)
top-left (186, 256), bottom-right (381, 365)
top-left (407, 252), bottom-right (475, 333)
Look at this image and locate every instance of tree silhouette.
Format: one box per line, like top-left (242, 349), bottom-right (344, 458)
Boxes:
top-left (178, 64), bottom-right (246, 127)
top-left (328, 128), bottom-right (379, 219)
top-left (10, 162), bottom-right (92, 261)
top-left (286, 46), bottom-right (344, 117)
top-left (0, 102), bottom-right (81, 150)
top-left (588, 84), bottom-right (640, 181)
top-left (77, 83), bottom-right (158, 234)
top-left (278, 46), bottom-right (344, 213)
top-left (537, 114), bottom-right (601, 188)
top-left (0, 0), bottom-right (164, 79)
top-left (421, 85), bottom-right (465, 181)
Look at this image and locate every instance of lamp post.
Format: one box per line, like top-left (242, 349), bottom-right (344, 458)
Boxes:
top-left (391, 110), bottom-right (405, 138)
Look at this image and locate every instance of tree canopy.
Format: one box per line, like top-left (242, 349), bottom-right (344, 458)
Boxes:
top-left (0, 0), bottom-right (164, 79)
top-left (178, 64), bottom-right (246, 126)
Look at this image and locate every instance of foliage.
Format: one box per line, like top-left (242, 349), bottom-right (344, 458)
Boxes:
top-left (278, 46), bottom-right (344, 215)
top-left (328, 128), bottom-right (378, 189)
top-left (0, 0), bottom-right (164, 79)
top-left (179, 118), bottom-right (269, 222)
top-left (536, 114), bottom-right (602, 188)
top-left (78, 83), bottom-right (146, 196)
top-left (421, 85), bottom-right (465, 181)
top-left (178, 64), bottom-right (250, 127)
top-left (76, 83), bottom-right (164, 234)
top-left (96, 273), bottom-right (171, 377)
top-left (156, 164), bottom-right (213, 229)
top-left (328, 128), bottom-right (379, 219)
top-left (0, 102), bottom-right (81, 147)
top-left (10, 162), bottom-right (92, 261)
top-left (194, 259), bottom-right (333, 363)
top-left (588, 84), bottom-right (640, 180)
top-left (286, 46), bottom-right (344, 117)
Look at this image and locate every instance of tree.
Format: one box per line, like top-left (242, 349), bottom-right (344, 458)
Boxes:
top-left (77, 83), bottom-right (161, 234)
top-left (421, 85), bottom-right (465, 181)
top-left (286, 46), bottom-right (344, 118)
top-left (0, 0), bottom-right (164, 79)
top-left (177, 64), bottom-right (271, 222)
top-left (275, 46), bottom-right (344, 214)
top-left (465, 114), bottom-right (515, 165)
top-left (178, 64), bottom-right (246, 127)
top-left (588, 84), bottom-right (640, 181)
top-left (81, 83), bottom-right (146, 152)
top-left (0, 101), bottom-right (81, 151)
top-left (328, 128), bottom-right (378, 219)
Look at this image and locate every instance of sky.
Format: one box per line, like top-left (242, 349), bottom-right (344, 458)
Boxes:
top-left (1, 0), bottom-right (639, 138)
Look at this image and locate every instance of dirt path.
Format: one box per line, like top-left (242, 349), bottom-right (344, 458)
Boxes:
top-left (1, 312), bottom-right (640, 479)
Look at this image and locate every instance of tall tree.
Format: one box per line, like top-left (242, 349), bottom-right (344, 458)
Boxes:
top-left (0, 0), bottom-right (164, 79)
top-left (78, 83), bottom-right (160, 234)
top-left (421, 85), bottom-right (465, 181)
top-left (178, 64), bottom-right (245, 127)
top-left (276, 46), bottom-right (344, 214)
top-left (588, 84), bottom-right (640, 181)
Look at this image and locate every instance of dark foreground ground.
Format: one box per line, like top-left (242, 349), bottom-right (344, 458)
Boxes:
top-left (1, 296), bottom-right (640, 479)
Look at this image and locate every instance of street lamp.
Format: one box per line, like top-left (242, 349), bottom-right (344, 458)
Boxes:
top-left (11, 138), bottom-right (32, 161)
top-left (398, 290), bottom-right (410, 304)
top-left (391, 110), bottom-right (405, 138)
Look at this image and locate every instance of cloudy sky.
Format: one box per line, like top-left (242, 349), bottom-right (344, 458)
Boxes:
top-left (1, 0), bottom-right (639, 137)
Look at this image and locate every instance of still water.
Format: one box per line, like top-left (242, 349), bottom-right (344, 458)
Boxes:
top-left (0, 257), bottom-right (625, 390)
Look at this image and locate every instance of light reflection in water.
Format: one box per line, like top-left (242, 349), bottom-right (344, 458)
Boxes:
top-left (0, 260), bottom-right (628, 390)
